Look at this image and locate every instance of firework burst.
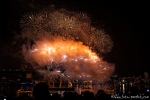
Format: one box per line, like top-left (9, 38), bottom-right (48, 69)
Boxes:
top-left (20, 7), bottom-right (114, 83)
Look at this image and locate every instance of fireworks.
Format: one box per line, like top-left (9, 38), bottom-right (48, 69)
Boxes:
top-left (20, 8), bottom-right (113, 53)
top-left (20, 7), bottom-right (114, 83)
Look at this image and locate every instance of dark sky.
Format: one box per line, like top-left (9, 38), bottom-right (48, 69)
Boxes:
top-left (1, 0), bottom-right (150, 77)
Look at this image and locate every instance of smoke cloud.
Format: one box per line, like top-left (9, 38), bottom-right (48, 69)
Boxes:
top-left (20, 7), bottom-right (115, 83)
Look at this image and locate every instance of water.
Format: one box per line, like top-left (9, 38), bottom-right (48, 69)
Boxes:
top-left (0, 85), bottom-right (34, 96)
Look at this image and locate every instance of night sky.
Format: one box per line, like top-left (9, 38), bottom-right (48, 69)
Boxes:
top-left (1, 0), bottom-right (150, 77)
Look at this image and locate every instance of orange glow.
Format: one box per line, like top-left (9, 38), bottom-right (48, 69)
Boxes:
top-left (30, 36), bottom-right (101, 66)
top-left (22, 36), bottom-right (114, 82)
top-left (21, 8), bottom-right (115, 82)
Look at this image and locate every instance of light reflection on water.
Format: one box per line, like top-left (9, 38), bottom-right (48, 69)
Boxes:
top-left (0, 85), bottom-right (34, 96)
top-left (0, 83), bottom-right (111, 96)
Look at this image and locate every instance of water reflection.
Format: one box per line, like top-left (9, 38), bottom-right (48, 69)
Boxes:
top-left (0, 85), bottom-right (34, 97)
